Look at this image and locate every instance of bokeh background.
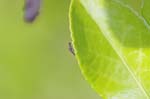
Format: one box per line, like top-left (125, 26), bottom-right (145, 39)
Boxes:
top-left (0, 0), bottom-right (100, 99)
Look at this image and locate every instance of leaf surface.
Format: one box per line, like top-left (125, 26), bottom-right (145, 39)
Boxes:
top-left (69, 0), bottom-right (150, 99)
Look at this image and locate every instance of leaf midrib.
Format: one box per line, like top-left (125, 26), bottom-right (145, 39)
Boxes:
top-left (111, 1), bottom-right (149, 97)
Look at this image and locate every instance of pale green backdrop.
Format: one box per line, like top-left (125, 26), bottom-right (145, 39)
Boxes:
top-left (0, 0), bottom-right (100, 99)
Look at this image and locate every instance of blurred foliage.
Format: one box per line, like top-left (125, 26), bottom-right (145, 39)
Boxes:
top-left (0, 0), bottom-right (100, 99)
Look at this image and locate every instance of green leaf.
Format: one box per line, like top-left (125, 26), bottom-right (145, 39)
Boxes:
top-left (69, 0), bottom-right (150, 99)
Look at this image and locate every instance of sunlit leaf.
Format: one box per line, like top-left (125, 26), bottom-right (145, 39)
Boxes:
top-left (69, 0), bottom-right (150, 99)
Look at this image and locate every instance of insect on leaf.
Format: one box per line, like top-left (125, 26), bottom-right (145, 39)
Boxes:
top-left (68, 42), bottom-right (75, 55)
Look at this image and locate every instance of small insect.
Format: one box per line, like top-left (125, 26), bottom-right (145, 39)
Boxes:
top-left (68, 42), bottom-right (75, 56)
top-left (24, 0), bottom-right (41, 22)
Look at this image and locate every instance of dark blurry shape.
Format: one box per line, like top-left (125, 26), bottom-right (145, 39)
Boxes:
top-left (68, 42), bottom-right (75, 55)
top-left (24, 0), bottom-right (41, 23)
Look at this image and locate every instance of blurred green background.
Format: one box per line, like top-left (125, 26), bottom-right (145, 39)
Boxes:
top-left (0, 0), bottom-right (100, 99)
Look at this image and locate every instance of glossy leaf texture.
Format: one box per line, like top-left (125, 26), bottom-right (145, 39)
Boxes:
top-left (69, 0), bottom-right (150, 99)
